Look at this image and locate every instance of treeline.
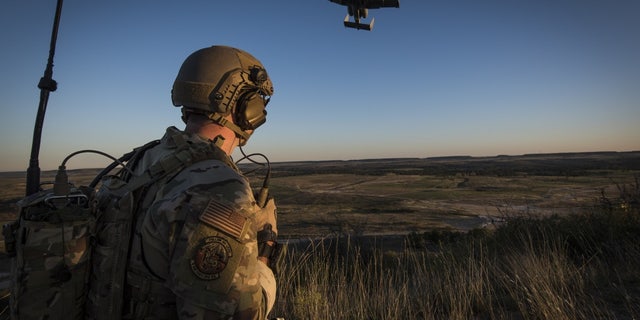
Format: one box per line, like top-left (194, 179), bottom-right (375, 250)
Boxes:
top-left (262, 151), bottom-right (640, 178)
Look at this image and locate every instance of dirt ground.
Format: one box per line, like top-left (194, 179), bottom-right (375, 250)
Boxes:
top-left (271, 171), bottom-right (634, 239)
top-left (1, 153), bottom-right (638, 243)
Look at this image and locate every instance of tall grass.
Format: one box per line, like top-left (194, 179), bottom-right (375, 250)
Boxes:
top-left (271, 180), bottom-right (640, 319)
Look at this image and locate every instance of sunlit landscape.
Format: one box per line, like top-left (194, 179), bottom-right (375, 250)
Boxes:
top-left (1, 151), bottom-right (639, 319)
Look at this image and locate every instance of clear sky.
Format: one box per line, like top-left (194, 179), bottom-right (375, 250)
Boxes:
top-left (1, 0), bottom-right (638, 172)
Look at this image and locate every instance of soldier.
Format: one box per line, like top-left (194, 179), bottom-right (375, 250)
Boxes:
top-left (122, 45), bottom-right (278, 319)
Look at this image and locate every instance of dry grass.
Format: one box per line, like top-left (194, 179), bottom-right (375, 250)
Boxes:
top-left (270, 180), bottom-right (640, 319)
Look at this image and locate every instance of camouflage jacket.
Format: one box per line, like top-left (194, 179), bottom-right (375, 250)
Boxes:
top-left (124, 127), bottom-right (276, 320)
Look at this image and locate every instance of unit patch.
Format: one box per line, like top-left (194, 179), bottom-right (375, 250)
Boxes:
top-left (190, 236), bottom-right (233, 280)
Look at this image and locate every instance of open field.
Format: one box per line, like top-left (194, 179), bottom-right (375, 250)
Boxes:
top-left (264, 151), bottom-right (640, 239)
top-left (1, 151), bottom-right (639, 243)
top-left (1, 151), bottom-right (639, 319)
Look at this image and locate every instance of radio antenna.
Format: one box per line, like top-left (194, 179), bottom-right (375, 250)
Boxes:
top-left (26, 0), bottom-right (64, 196)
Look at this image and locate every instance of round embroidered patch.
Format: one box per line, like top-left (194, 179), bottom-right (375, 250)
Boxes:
top-left (190, 236), bottom-right (233, 280)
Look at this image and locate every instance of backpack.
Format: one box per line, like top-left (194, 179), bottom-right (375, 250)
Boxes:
top-left (3, 128), bottom-right (231, 320)
top-left (3, 184), bottom-right (95, 320)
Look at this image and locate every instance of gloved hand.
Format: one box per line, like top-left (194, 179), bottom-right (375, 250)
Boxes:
top-left (256, 198), bottom-right (280, 271)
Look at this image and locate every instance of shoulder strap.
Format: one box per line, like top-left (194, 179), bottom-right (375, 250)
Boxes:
top-left (127, 131), bottom-right (234, 191)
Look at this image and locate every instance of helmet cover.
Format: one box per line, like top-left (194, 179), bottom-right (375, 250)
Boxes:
top-left (172, 46), bottom-right (274, 118)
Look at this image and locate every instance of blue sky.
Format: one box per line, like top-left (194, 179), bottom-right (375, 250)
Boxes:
top-left (1, 0), bottom-right (638, 172)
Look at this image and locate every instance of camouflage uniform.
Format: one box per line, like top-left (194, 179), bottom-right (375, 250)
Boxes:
top-left (123, 126), bottom-right (276, 320)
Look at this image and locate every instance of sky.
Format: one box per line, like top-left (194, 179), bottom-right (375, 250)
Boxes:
top-left (1, 0), bottom-right (638, 172)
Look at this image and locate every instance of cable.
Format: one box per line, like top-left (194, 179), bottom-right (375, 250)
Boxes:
top-left (238, 146), bottom-right (271, 207)
top-left (61, 149), bottom-right (129, 169)
top-left (54, 149), bottom-right (132, 196)
top-left (89, 139), bottom-right (160, 188)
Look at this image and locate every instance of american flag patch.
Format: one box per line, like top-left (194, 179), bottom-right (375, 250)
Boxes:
top-left (199, 199), bottom-right (247, 240)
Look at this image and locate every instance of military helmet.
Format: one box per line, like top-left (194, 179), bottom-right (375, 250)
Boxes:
top-left (172, 45), bottom-right (274, 135)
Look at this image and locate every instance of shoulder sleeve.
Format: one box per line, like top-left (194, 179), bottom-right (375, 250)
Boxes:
top-left (163, 160), bottom-right (267, 316)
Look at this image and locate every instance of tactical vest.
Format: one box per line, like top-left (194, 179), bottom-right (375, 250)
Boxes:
top-left (4, 127), bottom-right (233, 320)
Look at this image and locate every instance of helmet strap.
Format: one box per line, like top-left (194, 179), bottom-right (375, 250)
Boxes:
top-left (208, 113), bottom-right (251, 144)
top-left (212, 135), bottom-right (226, 148)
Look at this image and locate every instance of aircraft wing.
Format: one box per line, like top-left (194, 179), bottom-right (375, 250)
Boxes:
top-left (329, 0), bottom-right (400, 9)
top-left (364, 0), bottom-right (400, 9)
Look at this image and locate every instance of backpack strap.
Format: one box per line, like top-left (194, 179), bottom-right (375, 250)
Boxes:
top-left (127, 136), bottom-right (233, 190)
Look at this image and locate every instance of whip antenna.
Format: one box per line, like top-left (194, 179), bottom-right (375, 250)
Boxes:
top-left (26, 0), bottom-right (64, 196)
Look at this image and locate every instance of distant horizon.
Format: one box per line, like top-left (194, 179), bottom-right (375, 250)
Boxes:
top-left (2, 149), bottom-right (638, 174)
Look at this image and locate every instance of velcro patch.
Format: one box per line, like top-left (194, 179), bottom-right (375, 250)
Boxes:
top-left (190, 236), bottom-right (232, 280)
top-left (199, 199), bottom-right (247, 240)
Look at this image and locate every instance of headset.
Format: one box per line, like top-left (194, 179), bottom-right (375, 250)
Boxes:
top-left (213, 65), bottom-right (271, 131)
top-left (235, 88), bottom-right (269, 131)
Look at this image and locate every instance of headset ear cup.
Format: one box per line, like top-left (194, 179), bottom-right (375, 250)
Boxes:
top-left (236, 91), bottom-right (267, 130)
